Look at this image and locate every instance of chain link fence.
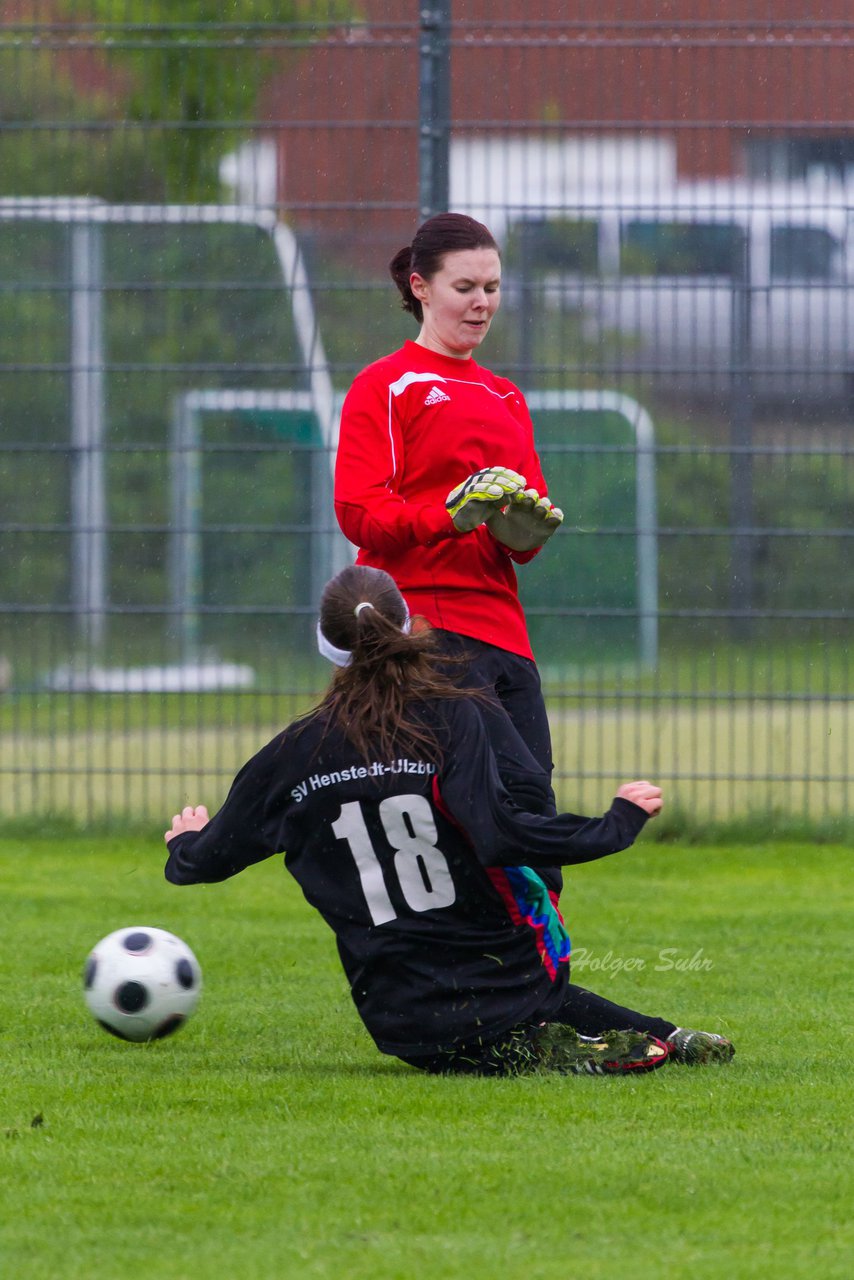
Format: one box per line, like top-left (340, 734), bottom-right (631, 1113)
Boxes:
top-left (1, 2), bottom-right (852, 828)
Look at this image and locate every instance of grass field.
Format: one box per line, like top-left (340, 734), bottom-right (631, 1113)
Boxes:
top-left (2, 834), bottom-right (852, 1279)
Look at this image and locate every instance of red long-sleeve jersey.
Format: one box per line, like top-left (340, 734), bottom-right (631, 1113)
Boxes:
top-left (334, 340), bottom-right (547, 658)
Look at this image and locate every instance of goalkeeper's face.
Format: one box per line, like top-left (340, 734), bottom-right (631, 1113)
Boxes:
top-left (412, 248), bottom-right (502, 359)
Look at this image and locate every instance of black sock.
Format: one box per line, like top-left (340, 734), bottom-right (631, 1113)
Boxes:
top-left (554, 983), bottom-right (677, 1041)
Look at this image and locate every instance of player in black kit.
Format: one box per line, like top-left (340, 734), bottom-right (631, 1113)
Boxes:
top-left (164, 566), bottom-right (734, 1076)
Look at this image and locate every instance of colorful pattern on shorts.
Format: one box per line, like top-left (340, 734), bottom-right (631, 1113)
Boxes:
top-left (486, 865), bottom-right (571, 980)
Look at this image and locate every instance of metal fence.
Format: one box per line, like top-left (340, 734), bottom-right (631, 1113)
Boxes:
top-left (1, 2), bottom-right (852, 827)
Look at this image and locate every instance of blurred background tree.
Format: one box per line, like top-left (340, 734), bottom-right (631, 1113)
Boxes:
top-left (1, 1), bottom-right (345, 201)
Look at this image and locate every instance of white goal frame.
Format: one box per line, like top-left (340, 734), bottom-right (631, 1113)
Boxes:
top-left (525, 389), bottom-right (658, 669)
top-left (0, 197), bottom-right (335, 648)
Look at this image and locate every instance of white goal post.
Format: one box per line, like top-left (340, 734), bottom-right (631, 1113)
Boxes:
top-left (525, 389), bottom-right (658, 669)
top-left (171, 388), bottom-right (657, 668)
top-left (170, 388), bottom-right (351, 664)
top-left (0, 197), bottom-right (336, 649)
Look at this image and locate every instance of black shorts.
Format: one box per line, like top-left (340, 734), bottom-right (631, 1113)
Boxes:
top-left (434, 630), bottom-right (562, 894)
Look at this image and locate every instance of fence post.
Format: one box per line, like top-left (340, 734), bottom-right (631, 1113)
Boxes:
top-left (170, 394), bottom-right (202, 666)
top-left (418, 1), bottom-right (451, 221)
top-left (729, 229), bottom-right (754, 638)
top-left (69, 219), bottom-right (107, 651)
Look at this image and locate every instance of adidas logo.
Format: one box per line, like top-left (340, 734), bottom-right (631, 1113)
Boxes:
top-left (424, 385), bottom-right (451, 406)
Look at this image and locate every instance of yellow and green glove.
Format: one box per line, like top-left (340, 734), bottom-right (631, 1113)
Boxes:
top-left (486, 487), bottom-right (564, 551)
top-left (445, 466), bottom-right (527, 532)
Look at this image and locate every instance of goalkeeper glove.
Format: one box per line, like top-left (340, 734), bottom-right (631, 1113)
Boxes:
top-left (486, 487), bottom-right (564, 551)
top-left (445, 466), bottom-right (526, 532)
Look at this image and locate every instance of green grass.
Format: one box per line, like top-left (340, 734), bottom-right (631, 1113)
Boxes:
top-left (2, 837), bottom-right (852, 1279)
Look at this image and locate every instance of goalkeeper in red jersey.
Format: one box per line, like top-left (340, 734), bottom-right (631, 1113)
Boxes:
top-left (334, 212), bottom-right (565, 895)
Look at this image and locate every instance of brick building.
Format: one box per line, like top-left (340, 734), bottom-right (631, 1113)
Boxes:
top-left (262, 1), bottom-right (854, 255)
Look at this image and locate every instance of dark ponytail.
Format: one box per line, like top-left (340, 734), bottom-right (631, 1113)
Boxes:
top-left (389, 245), bottom-right (417, 317)
top-left (389, 212), bottom-right (499, 323)
top-left (306, 565), bottom-right (476, 763)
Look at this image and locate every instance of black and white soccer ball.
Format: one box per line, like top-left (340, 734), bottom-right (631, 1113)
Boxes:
top-left (83, 926), bottom-right (202, 1042)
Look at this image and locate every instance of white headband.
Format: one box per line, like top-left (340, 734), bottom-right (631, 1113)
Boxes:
top-left (316, 604), bottom-right (412, 668)
top-left (316, 621), bottom-right (353, 668)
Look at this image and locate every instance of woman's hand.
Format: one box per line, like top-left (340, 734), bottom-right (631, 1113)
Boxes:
top-left (164, 804), bottom-right (210, 844)
top-left (616, 781), bottom-right (662, 817)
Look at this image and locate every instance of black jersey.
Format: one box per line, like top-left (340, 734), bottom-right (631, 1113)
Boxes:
top-left (165, 697), bottom-right (648, 1057)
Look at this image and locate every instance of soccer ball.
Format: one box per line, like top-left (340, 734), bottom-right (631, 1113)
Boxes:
top-left (83, 926), bottom-right (202, 1042)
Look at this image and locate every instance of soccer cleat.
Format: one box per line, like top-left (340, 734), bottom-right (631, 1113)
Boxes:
top-left (666, 1028), bottom-right (735, 1064)
top-left (537, 1026), bottom-right (671, 1075)
top-left (573, 1033), bottom-right (671, 1075)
